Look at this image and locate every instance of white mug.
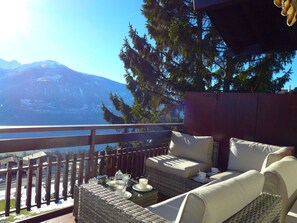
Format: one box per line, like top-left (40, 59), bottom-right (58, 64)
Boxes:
top-left (115, 185), bottom-right (126, 197)
top-left (139, 178), bottom-right (148, 188)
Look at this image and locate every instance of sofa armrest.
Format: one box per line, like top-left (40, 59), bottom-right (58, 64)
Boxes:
top-left (261, 147), bottom-right (295, 171)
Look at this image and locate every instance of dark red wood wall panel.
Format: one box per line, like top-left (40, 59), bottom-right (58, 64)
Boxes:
top-left (256, 94), bottom-right (297, 146)
top-left (184, 92), bottom-right (297, 169)
top-left (184, 92), bottom-right (217, 135)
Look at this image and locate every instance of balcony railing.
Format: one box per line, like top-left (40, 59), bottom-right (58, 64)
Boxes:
top-left (0, 123), bottom-right (183, 220)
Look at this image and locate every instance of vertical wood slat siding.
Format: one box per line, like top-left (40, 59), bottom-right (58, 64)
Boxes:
top-left (5, 162), bottom-right (13, 216)
top-left (46, 156), bottom-right (53, 205)
top-left (15, 160), bottom-right (23, 214)
top-left (36, 158), bottom-right (43, 208)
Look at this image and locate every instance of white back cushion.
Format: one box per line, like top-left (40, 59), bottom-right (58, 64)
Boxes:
top-left (228, 138), bottom-right (289, 172)
top-left (176, 170), bottom-right (264, 223)
top-left (168, 131), bottom-right (213, 163)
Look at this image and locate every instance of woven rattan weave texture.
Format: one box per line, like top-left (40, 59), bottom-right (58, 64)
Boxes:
top-left (76, 183), bottom-right (281, 223)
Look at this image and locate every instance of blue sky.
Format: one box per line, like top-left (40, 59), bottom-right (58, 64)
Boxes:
top-left (0, 0), bottom-right (296, 89)
top-left (0, 0), bottom-right (146, 84)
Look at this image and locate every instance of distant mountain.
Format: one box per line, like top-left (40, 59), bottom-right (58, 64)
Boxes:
top-left (0, 59), bottom-right (21, 70)
top-left (0, 59), bottom-right (132, 125)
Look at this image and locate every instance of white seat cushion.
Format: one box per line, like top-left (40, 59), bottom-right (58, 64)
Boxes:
top-left (147, 180), bottom-right (221, 222)
top-left (147, 193), bottom-right (187, 222)
top-left (176, 170), bottom-right (264, 223)
top-left (209, 170), bottom-right (242, 181)
top-left (146, 155), bottom-right (211, 178)
top-left (228, 137), bottom-right (291, 172)
top-left (169, 131), bottom-right (213, 163)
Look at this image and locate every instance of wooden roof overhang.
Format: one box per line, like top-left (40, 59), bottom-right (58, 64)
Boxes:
top-left (193, 0), bottom-right (297, 55)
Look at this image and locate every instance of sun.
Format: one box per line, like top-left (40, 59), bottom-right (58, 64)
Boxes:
top-left (0, 0), bottom-right (29, 39)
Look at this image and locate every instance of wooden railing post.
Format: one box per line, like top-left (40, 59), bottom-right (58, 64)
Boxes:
top-left (70, 153), bottom-right (77, 198)
top-left (63, 154), bottom-right (69, 200)
top-left (85, 158), bottom-right (90, 183)
top-left (98, 151), bottom-right (105, 175)
top-left (54, 155), bottom-right (61, 203)
top-left (45, 156), bottom-right (53, 205)
top-left (15, 159), bottom-right (23, 214)
top-left (26, 159), bottom-right (34, 211)
top-left (5, 161), bottom-right (13, 216)
top-left (35, 157), bottom-right (43, 208)
top-left (89, 129), bottom-right (96, 178)
top-left (94, 151), bottom-right (99, 176)
top-left (122, 148), bottom-right (128, 174)
top-left (78, 153), bottom-right (84, 186)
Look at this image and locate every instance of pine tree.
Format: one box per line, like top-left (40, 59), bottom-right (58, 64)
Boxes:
top-left (101, 0), bottom-right (295, 124)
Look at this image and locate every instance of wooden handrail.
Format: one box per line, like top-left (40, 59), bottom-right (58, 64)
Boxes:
top-left (0, 123), bottom-right (183, 133)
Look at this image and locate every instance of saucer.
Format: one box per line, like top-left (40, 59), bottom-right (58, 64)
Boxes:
top-left (132, 184), bottom-right (153, 192)
top-left (116, 180), bottom-right (125, 185)
top-left (192, 176), bottom-right (210, 183)
top-left (106, 180), bottom-right (116, 187)
top-left (123, 191), bottom-right (132, 199)
top-left (207, 171), bottom-right (219, 177)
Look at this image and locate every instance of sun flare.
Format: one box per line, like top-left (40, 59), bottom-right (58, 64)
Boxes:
top-left (0, 0), bottom-right (29, 39)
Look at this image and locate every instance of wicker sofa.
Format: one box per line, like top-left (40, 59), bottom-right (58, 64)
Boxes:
top-left (76, 170), bottom-right (281, 223)
top-left (210, 137), bottom-right (294, 181)
top-left (145, 131), bottom-right (219, 197)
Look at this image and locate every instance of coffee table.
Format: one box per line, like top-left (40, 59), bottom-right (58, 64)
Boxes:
top-left (73, 179), bottom-right (158, 221)
top-left (76, 183), bottom-right (168, 223)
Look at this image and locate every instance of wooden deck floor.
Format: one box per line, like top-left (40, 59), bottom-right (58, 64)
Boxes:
top-left (41, 213), bottom-right (75, 223)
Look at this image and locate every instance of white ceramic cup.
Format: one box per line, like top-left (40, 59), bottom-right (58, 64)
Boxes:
top-left (115, 185), bottom-right (126, 197)
top-left (198, 171), bottom-right (206, 179)
top-left (139, 178), bottom-right (148, 189)
top-left (211, 167), bottom-right (219, 174)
